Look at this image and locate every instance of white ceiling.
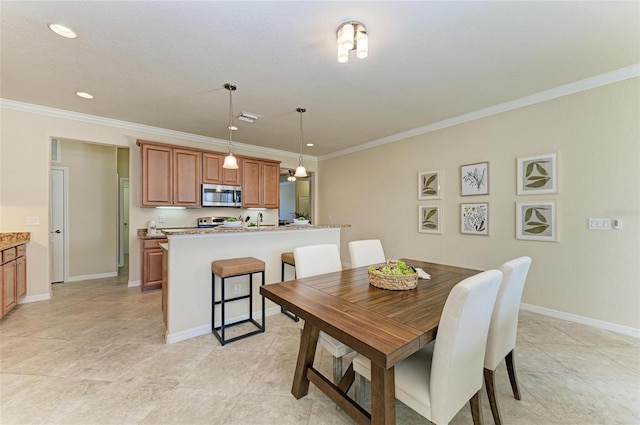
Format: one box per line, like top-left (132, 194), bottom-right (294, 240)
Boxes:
top-left (1, 1), bottom-right (638, 157)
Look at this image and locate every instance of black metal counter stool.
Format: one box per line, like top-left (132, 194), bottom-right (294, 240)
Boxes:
top-left (280, 252), bottom-right (299, 322)
top-left (211, 257), bottom-right (265, 345)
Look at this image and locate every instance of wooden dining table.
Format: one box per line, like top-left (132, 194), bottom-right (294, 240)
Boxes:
top-left (260, 259), bottom-right (481, 425)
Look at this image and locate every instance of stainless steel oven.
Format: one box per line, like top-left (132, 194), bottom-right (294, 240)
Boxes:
top-left (201, 184), bottom-right (242, 207)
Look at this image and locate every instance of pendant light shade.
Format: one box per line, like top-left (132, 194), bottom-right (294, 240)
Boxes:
top-left (223, 83), bottom-right (239, 169)
top-left (294, 107), bottom-right (308, 178)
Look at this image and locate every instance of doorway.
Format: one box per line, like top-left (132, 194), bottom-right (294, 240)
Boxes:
top-left (118, 178), bottom-right (130, 268)
top-left (50, 167), bottom-right (68, 283)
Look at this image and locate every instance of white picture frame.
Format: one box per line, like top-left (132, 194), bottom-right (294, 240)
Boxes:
top-left (516, 201), bottom-right (557, 241)
top-left (418, 170), bottom-right (441, 200)
top-left (418, 204), bottom-right (441, 234)
top-left (517, 153), bottom-right (558, 195)
top-left (461, 203), bottom-right (489, 235)
top-left (461, 162), bottom-right (489, 196)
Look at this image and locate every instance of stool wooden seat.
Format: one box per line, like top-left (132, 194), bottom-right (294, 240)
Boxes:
top-left (280, 252), bottom-right (299, 322)
top-left (211, 257), bottom-right (265, 346)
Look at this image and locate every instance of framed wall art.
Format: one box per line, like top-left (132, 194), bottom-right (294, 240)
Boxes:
top-left (516, 201), bottom-right (557, 241)
top-left (517, 153), bottom-right (558, 195)
top-left (460, 162), bottom-right (489, 196)
top-left (418, 205), bottom-right (441, 234)
top-left (418, 170), bottom-right (440, 200)
top-left (461, 203), bottom-right (489, 235)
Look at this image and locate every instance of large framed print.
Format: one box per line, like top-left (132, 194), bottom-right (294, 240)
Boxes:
top-left (418, 170), bottom-right (441, 200)
top-left (461, 203), bottom-right (489, 235)
top-left (460, 162), bottom-right (489, 196)
top-left (516, 201), bottom-right (557, 241)
top-left (517, 153), bottom-right (558, 195)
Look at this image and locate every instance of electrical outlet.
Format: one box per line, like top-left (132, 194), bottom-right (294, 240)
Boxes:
top-left (234, 283), bottom-right (241, 295)
top-left (158, 215), bottom-right (165, 223)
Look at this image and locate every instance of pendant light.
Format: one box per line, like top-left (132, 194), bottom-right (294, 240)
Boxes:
top-left (294, 107), bottom-right (308, 178)
top-left (222, 83), bottom-right (239, 169)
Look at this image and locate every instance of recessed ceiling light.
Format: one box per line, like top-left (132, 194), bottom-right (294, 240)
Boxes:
top-left (75, 91), bottom-right (94, 99)
top-left (305, 143), bottom-right (314, 147)
top-left (48, 23), bottom-right (77, 39)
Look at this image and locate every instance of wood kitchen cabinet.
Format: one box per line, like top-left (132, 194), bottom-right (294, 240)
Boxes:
top-left (202, 152), bottom-right (241, 185)
top-left (141, 238), bottom-right (167, 292)
top-left (241, 158), bottom-right (280, 209)
top-left (139, 141), bottom-right (201, 207)
top-left (1, 243), bottom-right (27, 318)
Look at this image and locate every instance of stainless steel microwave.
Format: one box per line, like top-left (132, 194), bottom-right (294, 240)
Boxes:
top-left (201, 184), bottom-right (242, 207)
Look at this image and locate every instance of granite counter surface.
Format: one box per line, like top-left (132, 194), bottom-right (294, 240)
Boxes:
top-left (138, 225), bottom-right (349, 239)
top-left (0, 232), bottom-right (31, 250)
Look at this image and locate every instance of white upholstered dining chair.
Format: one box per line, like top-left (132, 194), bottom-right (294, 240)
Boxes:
top-left (293, 244), bottom-right (354, 386)
top-left (353, 269), bottom-right (503, 425)
top-left (348, 239), bottom-right (386, 268)
top-left (484, 256), bottom-right (532, 425)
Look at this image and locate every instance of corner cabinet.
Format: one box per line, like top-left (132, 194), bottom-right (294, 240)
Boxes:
top-left (241, 158), bottom-right (280, 209)
top-left (1, 244), bottom-right (27, 318)
top-left (139, 141), bottom-right (201, 207)
top-left (202, 152), bottom-right (241, 186)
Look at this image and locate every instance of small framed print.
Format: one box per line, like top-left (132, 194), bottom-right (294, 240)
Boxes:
top-left (516, 201), bottom-right (557, 241)
top-left (418, 205), bottom-right (441, 234)
top-left (461, 162), bottom-right (489, 196)
top-left (461, 203), bottom-right (489, 235)
top-left (418, 170), bottom-right (441, 200)
top-left (517, 153), bottom-right (558, 195)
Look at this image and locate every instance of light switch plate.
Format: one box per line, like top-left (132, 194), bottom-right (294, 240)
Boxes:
top-left (26, 216), bottom-right (40, 225)
top-left (588, 218), bottom-right (612, 230)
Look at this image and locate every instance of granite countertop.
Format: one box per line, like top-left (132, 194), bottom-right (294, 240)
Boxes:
top-left (0, 232), bottom-right (31, 250)
top-left (138, 225), bottom-right (349, 239)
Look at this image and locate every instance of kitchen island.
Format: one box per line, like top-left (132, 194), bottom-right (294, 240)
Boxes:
top-left (160, 224), bottom-right (349, 344)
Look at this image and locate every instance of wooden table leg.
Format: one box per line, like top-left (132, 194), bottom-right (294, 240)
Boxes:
top-left (292, 321), bottom-right (320, 399)
top-left (370, 363), bottom-right (396, 425)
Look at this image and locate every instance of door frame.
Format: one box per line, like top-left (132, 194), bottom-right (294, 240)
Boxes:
top-left (50, 166), bottom-right (69, 283)
top-left (118, 177), bottom-right (130, 267)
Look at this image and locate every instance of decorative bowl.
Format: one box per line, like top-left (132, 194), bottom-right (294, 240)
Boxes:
top-left (291, 220), bottom-right (310, 225)
top-left (222, 221), bottom-right (242, 228)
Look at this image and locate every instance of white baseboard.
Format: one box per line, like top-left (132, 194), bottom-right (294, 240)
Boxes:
top-left (66, 271), bottom-right (117, 282)
top-left (19, 293), bottom-right (52, 304)
top-left (521, 303), bottom-right (640, 338)
top-left (165, 305), bottom-right (282, 344)
top-left (128, 280), bottom-right (141, 288)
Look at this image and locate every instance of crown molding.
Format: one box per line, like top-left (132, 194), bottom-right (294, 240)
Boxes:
top-left (320, 64), bottom-right (640, 160)
top-left (0, 99), bottom-right (313, 161)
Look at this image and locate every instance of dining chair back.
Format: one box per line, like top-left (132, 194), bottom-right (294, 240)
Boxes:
top-left (293, 244), bottom-right (353, 392)
top-left (484, 256), bottom-right (532, 425)
top-left (352, 269), bottom-right (503, 425)
top-left (348, 239), bottom-right (386, 268)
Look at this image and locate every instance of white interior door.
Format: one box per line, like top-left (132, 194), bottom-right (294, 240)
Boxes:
top-left (50, 167), bottom-right (66, 283)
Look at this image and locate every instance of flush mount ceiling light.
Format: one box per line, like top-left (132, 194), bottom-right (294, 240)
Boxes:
top-left (294, 107), bottom-right (308, 178)
top-left (48, 23), bottom-right (77, 39)
top-left (336, 21), bottom-right (368, 63)
top-left (75, 91), bottom-right (93, 99)
top-left (222, 83), bottom-right (239, 169)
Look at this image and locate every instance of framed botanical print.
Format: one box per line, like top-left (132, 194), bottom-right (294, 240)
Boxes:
top-left (461, 162), bottom-right (489, 196)
top-left (516, 201), bottom-right (557, 241)
top-left (418, 205), bottom-right (441, 234)
top-left (418, 170), bottom-right (441, 200)
top-left (517, 153), bottom-right (558, 195)
top-left (461, 203), bottom-right (489, 235)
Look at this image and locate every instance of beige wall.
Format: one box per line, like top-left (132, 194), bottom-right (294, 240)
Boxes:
top-left (319, 78), bottom-right (640, 330)
top-left (57, 139), bottom-right (118, 278)
top-left (0, 106), bottom-right (315, 300)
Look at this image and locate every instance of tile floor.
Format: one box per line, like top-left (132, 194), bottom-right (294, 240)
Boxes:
top-left (1, 267), bottom-right (638, 425)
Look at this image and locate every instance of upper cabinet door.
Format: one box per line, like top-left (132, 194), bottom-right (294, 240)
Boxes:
top-left (242, 159), bottom-right (261, 208)
top-left (203, 152), bottom-right (241, 185)
top-left (261, 161), bottom-right (280, 209)
top-left (173, 148), bottom-right (201, 206)
top-left (141, 144), bottom-right (172, 206)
